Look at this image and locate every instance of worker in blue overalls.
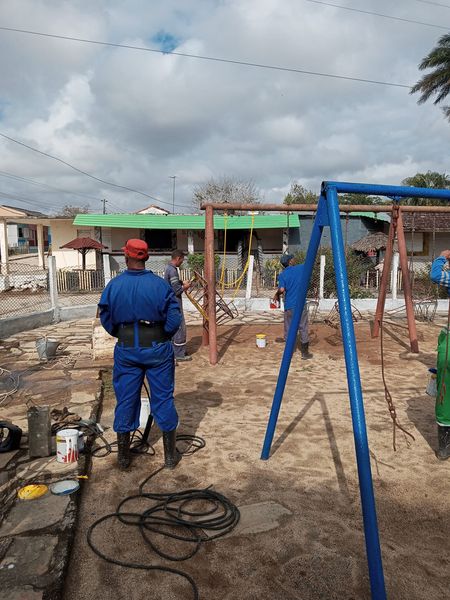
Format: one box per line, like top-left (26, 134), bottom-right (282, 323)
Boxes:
top-left (273, 253), bottom-right (313, 359)
top-left (98, 239), bottom-right (182, 470)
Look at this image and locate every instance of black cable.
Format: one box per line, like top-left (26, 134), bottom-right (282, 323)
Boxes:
top-left (0, 131), bottom-right (194, 210)
top-left (87, 436), bottom-right (239, 600)
top-left (304, 0), bottom-right (450, 30)
top-left (0, 26), bottom-right (410, 89)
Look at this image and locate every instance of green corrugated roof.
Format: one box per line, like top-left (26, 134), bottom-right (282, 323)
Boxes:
top-left (73, 213), bottom-right (300, 230)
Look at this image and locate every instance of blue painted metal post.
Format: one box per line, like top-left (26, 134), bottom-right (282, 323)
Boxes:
top-left (326, 184), bottom-right (387, 599)
top-left (260, 195), bottom-right (327, 460)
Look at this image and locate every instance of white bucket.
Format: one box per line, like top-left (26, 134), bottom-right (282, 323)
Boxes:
top-left (56, 429), bottom-right (79, 463)
top-left (256, 334), bottom-right (267, 349)
top-left (139, 397), bottom-right (151, 428)
top-left (426, 368), bottom-right (437, 398)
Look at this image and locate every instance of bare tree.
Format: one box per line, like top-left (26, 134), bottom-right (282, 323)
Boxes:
top-left (57, 204), bottom-right (90, 217)
top-left (193, 176), bottom-right (260, 211)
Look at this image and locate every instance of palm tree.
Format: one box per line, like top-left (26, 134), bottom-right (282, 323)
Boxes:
top-left (402, 171), bottom-right (450, 206)
top-left (411, 33), bottom-right (450, 120)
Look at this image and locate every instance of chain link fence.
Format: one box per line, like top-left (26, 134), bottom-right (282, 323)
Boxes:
top-left (0, 261), bottom-right (51, 318)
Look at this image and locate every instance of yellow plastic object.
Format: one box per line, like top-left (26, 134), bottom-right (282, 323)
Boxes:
top-left (17, 484), bottom-right (48, 500)
top-left (256, 334), bottom-right (266, 339)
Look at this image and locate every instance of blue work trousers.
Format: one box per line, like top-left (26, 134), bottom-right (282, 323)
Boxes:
top-left (112, 341), bottom-right (178, 433)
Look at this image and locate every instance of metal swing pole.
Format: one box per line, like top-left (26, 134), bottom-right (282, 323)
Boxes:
top-left (260, 195), bottom-right (327, 459)
top-left (396, 208), bottom-right (419, 353)
top-left (326, 184), bottom-right (387, 600)
top-left (372, 205), bottom-right (398, 339)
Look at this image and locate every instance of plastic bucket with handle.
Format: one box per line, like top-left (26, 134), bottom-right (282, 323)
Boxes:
top-left (256, 334), bottom-right (267, 348)
top-left (56, 428), bottom-right (79, 463)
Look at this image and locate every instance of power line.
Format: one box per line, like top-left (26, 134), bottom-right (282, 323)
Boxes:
top-left (0, 170), bottom-right (100, 202)
top-left (413, 0), bottom-right (450, 8)
top-left (303, 0), bottom-right (450, 29)
top-left (0, 25), bottom-right (411, 88)
top-left (0, 131), bottom-right (193, 209)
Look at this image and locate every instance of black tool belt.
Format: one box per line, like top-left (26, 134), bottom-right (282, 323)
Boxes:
top-left (117, 321), bottom-right (170, 347)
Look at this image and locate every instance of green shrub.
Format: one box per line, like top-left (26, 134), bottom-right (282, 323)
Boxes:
top-left (187, 253), bottom-right (220, 272)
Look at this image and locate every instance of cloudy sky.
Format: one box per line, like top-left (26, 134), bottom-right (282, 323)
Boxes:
top-left (0, 0), bottom-right (449, 214)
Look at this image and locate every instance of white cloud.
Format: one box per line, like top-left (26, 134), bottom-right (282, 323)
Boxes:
top-left (0, 0), bottom-right (449, 214)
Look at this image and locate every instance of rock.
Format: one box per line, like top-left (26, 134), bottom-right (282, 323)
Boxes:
top-left (0, 535), bottom-right (58, 584)
top-left (0, 493), bottom-right (70, 537)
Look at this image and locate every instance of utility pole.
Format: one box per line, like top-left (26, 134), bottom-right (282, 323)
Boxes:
top-left (102, 198), bottom-right (108, 214)
top-left (169, 176), bottom-right (176, 213)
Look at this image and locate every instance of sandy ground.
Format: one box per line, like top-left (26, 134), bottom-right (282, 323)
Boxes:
top-left (64, 318), bottom-right (449, 600)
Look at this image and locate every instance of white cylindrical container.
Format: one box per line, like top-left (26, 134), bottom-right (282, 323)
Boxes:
top-left (426, 368), bottom-right (437, 398)
top-left (256, 334), bottom-right (267, 348)
top-left (139, 397), bottom-right (151, 428)
top-left (56, 429), bottom-right (79, 463)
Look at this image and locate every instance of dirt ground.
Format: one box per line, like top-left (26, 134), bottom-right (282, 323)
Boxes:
top-left (64, 318), bottom-right (449, 600)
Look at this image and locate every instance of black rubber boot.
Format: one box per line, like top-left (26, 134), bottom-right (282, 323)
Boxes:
top-left (163, 429), bottom-right (181, 469)
top-left (436, 425), bottom-right (450, 461)
top-left (117, 432), bottom-right (131, 470)
top-left (300, 342), bottom-right (313, 360)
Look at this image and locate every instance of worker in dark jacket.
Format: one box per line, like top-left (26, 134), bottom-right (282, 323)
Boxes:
top-left (430, 250), bottom-right (450, 460)
top-left (273, 253), bottom-right (312, 360)
top-left (98, 239), bottom-right (182, 470)
top-left (164, 250), bottom-right (192, 362)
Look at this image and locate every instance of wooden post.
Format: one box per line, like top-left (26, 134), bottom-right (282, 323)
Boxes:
top-left (372, 205), bottom-right (397, 338)
top-left (204, 206), bottom-right (217, 364)
top-left (396, 208), bottom-right (419, 353)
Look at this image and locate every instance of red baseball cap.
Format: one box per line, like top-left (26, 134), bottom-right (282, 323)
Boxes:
top-left (122, 239), bottom-right (149, 260)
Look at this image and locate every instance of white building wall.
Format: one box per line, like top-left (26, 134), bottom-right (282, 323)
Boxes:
top-left (7, 224), bottom-right (18, 246)
top-left (111, 228), bottom-right (141, 251)
top-left (51, 220), bottom-right (97, 269)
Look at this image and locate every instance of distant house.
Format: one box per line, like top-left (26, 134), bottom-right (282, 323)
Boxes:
top-left (287, 210), bottom-right (390, 254)
top-left (135, 204), bottom-right (170, 215)
top-left (402, 212), bottom-right (450, 266)
top-left (0, 205), bottom-right (50, 253)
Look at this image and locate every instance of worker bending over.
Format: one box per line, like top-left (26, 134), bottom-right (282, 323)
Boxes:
top-left (430, 249), bottom-right (450, 460)
top-left (273, 253), bottom-right (312, 360)
top-left (98, 239), bottom-right (182, 470)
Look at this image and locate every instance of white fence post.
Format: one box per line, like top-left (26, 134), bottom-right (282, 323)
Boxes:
top-left (245, 254), bottom-right (254, 300)
top-left (0, 219), bottom-right (9, 275)
top-left (391, 252), bottom-right (399, 300)
top-left (319, 254), bottom-right (326, 300)
top-left (48, 256), bottom-right (60, 320)
top-left (103, 253), bottom-right (112, 285)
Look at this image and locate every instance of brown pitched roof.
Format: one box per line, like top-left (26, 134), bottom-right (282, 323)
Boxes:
top-left (402, 212), bottom-right (450, 232)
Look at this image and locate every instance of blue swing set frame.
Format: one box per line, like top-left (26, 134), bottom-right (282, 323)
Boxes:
top-left (261, 181), bottom-right (450, 599)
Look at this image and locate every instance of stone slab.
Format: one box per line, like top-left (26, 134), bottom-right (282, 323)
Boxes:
top-left (0, 534), bottom-right (58, 584)
top-left (0, 493), bottom-right (70, 537)
top-left (203, 501), bottom-right (292, 539)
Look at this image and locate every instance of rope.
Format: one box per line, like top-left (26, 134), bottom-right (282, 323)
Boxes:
top-left (219, 212), bottom-right (228, 296)
top-left (0, 367), bottom-right (20, 406)
top-left (218, 214), bottom-right (255, 298)
top-left (378, 318), bottom-right (415, 450)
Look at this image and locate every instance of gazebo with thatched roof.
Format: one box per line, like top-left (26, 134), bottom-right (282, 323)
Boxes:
top-left (351, 232), bottom-right (397, 263)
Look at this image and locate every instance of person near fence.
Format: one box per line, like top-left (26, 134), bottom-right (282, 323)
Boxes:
top-left (98, 239), bottom-right (182, 471)
top-left (164, 250), bottom-right (192, 363)
top-left (273, 253), bottom-right (313, 360)
top-left (430, 249), bottom-right (450, 460)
